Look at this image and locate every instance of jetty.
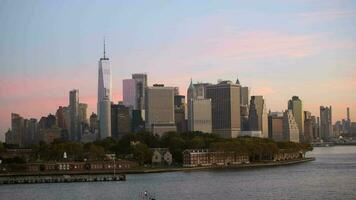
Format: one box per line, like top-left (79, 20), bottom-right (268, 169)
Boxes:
top-left (0, 174), bottom-right (126, 185)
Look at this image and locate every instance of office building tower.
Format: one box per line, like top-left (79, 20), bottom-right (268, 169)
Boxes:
top-left (193, 82), bottom-right (211, 99)
top-left (304, 111), bottom-right (313, 142)
top-left (97, 39), bottom-right (112, 116)
top-left (188, 98), bottom-right (212, 133)
top-left (99, 96), bottom-right (111, 139)
top-left (78, 103), bottom-right (88, 124)
top-left (283, 110), bottom-right (299, 142)
top-left (123, 79), bottom-right (137, 109)
top-left (268, 112), bottom-right (284, 141)
top-left (174, 94), bottom-right (187, 133)
top-left (89, 112), bottom-right (99, 134)
top-left (6, 113), bottom-right (25, 147)
top-left (56, 106), bottom-right (67, 130)
top-left (131, 110), bottom-right (145, 133)
top-left (206, 80), bottom-right (240, 138)
top-left (24, 118), bottom-right (38, 146)
top-left (320, 106), bottom-right (333, 140)
top-left (288, 96), bottom-right (304, 141)
top-left (69, 89), bottom-right (79, 141)
top-left (145, 84), bottom-right (176, 136)
top-left (111, 103), bottom-right (131, 139)
top-left (240, 87), bottom-right (250, 107)
top-left (346, 107), bottom-right (351, 134)
top-left (249, 96), bottom-right (268, 138)
top-left (132, 73), bottom-right (147, 111)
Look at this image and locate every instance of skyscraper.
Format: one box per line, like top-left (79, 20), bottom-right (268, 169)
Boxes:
top-left (206, 80), bottom-right (240, 138)
top-left (123, 79), bottom-right (137, 109)
top-left (288, 96), bottom-right (304, 141)
top-left (303, 111), bottom-right (313, 142)
top-left (174, 94), bottom-right (187, 133)
top-left (99, 96), bottom-right (111, 139)
top-left (97, 39), bottom-right (112, 116)
top-left (132, 73), bottom-right (147, 111)
top-left (111, 103), bottom-right (131, 139)
top-left (145, 84), bottom-right (176, 136)
top-left (193, 82), bottom-right (211, 99)
top-left (249, 96), bottom-right (268, 138)
top-left (6, 113), bottom-right (25, 147)
top-left (283, 110), bottom-right (299, 142)
top-left (188, 98), bottom-right (212, 133)
top-left (69, 89), bottom-right (79, 141)
top-left (268, 112), bottom-right (284, 141)
top-left (320, 106), bottom-right (333, 140)
top-left (97, 39), bottom-right (112, 139)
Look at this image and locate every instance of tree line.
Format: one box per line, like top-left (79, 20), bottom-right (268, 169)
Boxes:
top-left (0, 131), bottom-right (312, 165)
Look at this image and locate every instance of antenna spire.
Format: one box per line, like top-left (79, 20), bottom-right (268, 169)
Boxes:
top-left (103, 37), bottom-right (106, 59)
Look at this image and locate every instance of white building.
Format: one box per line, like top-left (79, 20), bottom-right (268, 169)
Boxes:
top-left (97, 40), bottom-right (112, 116)
top-left (188, 98), bottom-right (212, 133)
top-left (151, 148), bottom-right (173, 166)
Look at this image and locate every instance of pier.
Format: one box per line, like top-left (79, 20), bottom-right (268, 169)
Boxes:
top-left (0, 174), bottom-right (126, 185)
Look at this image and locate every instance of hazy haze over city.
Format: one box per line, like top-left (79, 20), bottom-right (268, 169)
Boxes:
top-left (0, 0), bottom-right (356, 141)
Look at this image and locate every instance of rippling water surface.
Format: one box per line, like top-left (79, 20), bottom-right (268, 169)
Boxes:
top-left (1, 146), bottom-right (356, 200)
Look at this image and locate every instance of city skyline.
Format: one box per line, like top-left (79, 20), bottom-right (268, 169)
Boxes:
top-left (1, 0), bottom-right (356, 140)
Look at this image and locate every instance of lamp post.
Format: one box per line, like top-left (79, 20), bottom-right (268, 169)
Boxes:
top-left (112, 154), bottom-right (116, 177)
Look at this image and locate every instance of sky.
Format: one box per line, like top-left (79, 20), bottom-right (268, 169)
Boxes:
top-left (0, 0), bottom-right (356, 141)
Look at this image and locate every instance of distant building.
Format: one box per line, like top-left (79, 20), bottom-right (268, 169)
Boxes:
top-left (188, 98), bottom-right (212, 133)
top-left (24, 118), bottom-right (38, 146)
top-left (132, 73), bottom-right (147, 112)
top-left (145, 84), bottom-right (176, 135)
top-left (78, 103), bottom-right (88, 124)
top-left (268, 112), bottom-right (284, 141)
top-left (206, 80), bottom-right (241, 138)
top-left (183, 149), bottom-right (249, 167)
top-left (97, 40), bottom-right (112, 116)
top-left (69, 89), bottom-right (80, 141)
top-left (288, 96), bottom-right (304, 141)
top-left (6, 113), bottom-right (24, 147)
top-left (320, 106), bottom-right (333, 140)
top-left (111, 103), bottom-right (131, 139)
top-left (193, 82), bottom-right (211, 99)
top-left (131, 110), bottom-right (145, 133)
top-left (304, 111), bottom-right (313, 142)
top-left (123, 79), bottom-right (137, 109)
top-left (174, 94), bottom-right (187, 133)
top-left (240, 131), bottom-right (262, 137)
top-left (99, 96), bottom-right (111, 139)
top-left (56, 106), bottom-right (67, 130)
top-left (249, 96), bottom-right (268, 138)
top-left (283, 110), bottom-right (299, 142)
top-left (89, 112), bottom-right (99, 134)
top-left (351, 122), bottom-right (356, 134)
top-left (151, 148), bottom-right (173, 166)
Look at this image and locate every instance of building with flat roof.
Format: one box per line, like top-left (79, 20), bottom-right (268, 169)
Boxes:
top-left (206, 80), bottom-right (241, 138)
top-left (145, 84), bottom-right (176, 135)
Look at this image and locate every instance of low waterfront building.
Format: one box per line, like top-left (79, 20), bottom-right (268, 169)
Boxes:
top-left (239, 131), bottom-right (262, 137)
top-left (25, 160), bottom-right (138, 173)
top-left (151, 148), bottom-right (173, 166)
top-left (183, 149), bottom-right (249, 167)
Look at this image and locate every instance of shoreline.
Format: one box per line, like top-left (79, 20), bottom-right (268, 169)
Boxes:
top-left (0, 157), bottom-right (315, 178)
top-left (126, 157), bottom-right (315, 174)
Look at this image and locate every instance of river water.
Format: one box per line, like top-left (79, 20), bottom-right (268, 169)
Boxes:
top-left (1, 146), bottom-right (356, 200)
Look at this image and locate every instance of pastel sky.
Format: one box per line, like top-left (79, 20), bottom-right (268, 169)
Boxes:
top-left (1, 0), bottom-right (356, 141)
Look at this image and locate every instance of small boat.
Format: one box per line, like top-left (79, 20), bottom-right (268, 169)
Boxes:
top-left (140, 190), bottom-right (156, 200)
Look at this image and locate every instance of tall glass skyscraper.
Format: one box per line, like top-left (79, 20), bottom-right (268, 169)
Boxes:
top-left (97, 39), bottom-right (112, 139)
top-left (97, 40), bottom-right (112, 116)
